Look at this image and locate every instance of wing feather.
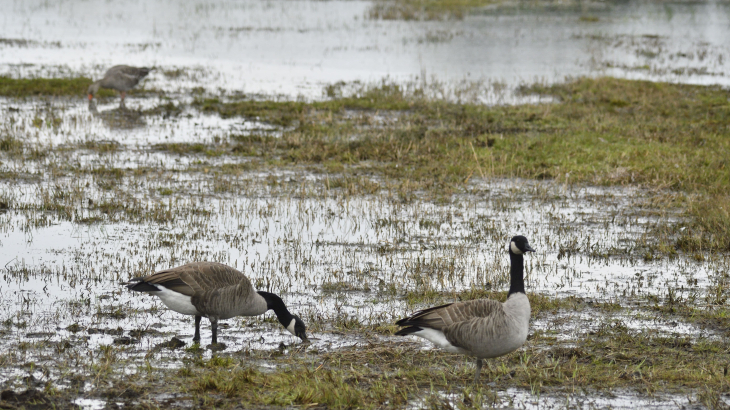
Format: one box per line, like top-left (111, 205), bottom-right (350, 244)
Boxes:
top-left (396, 299), bottom-right (503, 332)
top-left (442, 314), bottom-right (508, 351)
top-left (102, 65), bottom-right (151, 90)
top-left (139, 262), bottom-right (252, 298)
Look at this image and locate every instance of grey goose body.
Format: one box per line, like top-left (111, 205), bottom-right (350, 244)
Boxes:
top-left (125, 262), bottom-right (308, 346)
top-left (88, 65), bottom-right (151, 107)
top-left (396, 235), bottom-right (535, 383)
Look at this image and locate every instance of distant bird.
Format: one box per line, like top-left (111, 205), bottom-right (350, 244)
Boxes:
top-left (124, 262), bottom-right (308, 346)
top-left (87, 65), bottom-right (151, 107)
top-left (395, 235), bottom-right (535, 383)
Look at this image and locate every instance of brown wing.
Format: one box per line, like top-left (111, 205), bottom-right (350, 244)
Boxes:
top-left (396, 299), bottom-right (503, 331)
top-left (442, 312), bottom-right (509, 352)
top-left (144, 262), bottom-right (258, 317)
top-left (141, 261), bottom-right (251, 296)
top-left (104, 65), bottom-right (151, 90)
top-left (138, 265), bottom-right (195, 296)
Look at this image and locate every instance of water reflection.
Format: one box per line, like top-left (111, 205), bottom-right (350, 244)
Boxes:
top-left (87, 100), bottom-right (146, 129)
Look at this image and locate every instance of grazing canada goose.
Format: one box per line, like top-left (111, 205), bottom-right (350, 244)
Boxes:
top-left (124, 262), bottom-right (308, 346)
top-left (87, 65), bottom-right (151, 107)
top-left (395, 235), bottom-right (535, 383)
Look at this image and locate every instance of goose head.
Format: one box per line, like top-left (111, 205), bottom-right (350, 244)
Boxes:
top-left (285, 314), bottom-right (309, 343)
top-left (508, 235), bottom-right (535, 255)
top-left (87, 83), bottom-right (100, 100)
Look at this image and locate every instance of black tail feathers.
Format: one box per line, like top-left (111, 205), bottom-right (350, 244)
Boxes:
top-left (125, 280), bottom-right (159, 292)
top-left (394, 326), bottom-right (422, 336)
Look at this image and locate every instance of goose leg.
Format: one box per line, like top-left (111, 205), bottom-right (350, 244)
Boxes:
top-left (474, 359), bottom-right (483, 384)
top-left (193, 315), bottom-right (201, 343)
top-left (210, 317), bottom-right (218, 345)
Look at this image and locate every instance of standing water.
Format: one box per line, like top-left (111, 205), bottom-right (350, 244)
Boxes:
top-left (1, 1), bottom-right (729, 409)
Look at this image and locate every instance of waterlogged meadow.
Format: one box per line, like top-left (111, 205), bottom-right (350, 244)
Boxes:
top-left (2, 0), bottom-right (730, 409)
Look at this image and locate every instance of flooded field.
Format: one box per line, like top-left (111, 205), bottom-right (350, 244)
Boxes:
top-left (2, 0), bottom-right (730, 409)
top-left (3, 0), bottom-right (730, 100)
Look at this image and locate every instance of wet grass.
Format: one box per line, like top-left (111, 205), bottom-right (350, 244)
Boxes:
top-left (194, 83), bottom-right (414, 126)
top-left (647, 292), bottom-right (730, 336)
top-left (11, 298), bottom-right (718, 409)
top-left (152, 142), bottom-right (225, 157)
top-left (2, 75), bottom-right (730, 408)
top-left (108, 313), bottom-right (730, 409)
top-left (0, 76), bottom-right (115, 98)
top-left (194, 77), bottom-right (730, 251)
top-left (368, 0), bottom-right (501, 20)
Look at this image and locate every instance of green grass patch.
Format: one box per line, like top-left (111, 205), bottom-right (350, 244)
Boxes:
top-left (194, 83), bottom-right (414, 126)
top-left (368, 0), bottom-right (502, 20)
top-left (0, 76), bottom-right (115, 98)
top-left (0, 135), bottom-right (23, 152)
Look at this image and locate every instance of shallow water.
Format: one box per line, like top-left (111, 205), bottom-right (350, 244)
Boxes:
top-left (1, 97), bottom-right (271, 146)
top-left (503, 388), bottom-right (703, 410)
top-left (0, 170), bottom-right (717, 361)
top-left (2, 0), bottom-right (730, 101)
top-left (0, 103), bottom-right (725, 406)
top-left (409, 388), bottom-right (705, 410)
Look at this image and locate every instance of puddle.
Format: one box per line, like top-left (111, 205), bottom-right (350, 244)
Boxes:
top-left (531, 309), bottom-right (724, 343)
top-left (0, 97), bottom-right (274, 146)
top-left (407, 388), bottom-right (700, 409)
top-left (0, 178), bottom-right (701, 302)
top-left (1, 1), bottom-right (729, 101)
top-left (73, 398), bottom-right (108, 410)
top-left (502, 388), bottom-right (696, 410)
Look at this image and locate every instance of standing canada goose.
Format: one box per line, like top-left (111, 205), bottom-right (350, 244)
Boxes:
top-left (124, 262), bottom-right (308, 346)
top-left (395, 235), bottom-right (535, 383)
top-left (87, 65), bottom-right (151, 107)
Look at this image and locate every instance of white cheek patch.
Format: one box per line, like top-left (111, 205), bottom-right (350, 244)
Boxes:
top-left (510, 241), bottom-right (522, 254)
top-left (286, 319), bottom-right (297, 336)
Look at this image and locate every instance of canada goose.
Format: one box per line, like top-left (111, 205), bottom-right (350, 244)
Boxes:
top-left (395, 235), bottom-right (535, 383)
top-left (124, 262), bottom-right (308, 346)
top-left (87, 65), bottom-right (151, 107)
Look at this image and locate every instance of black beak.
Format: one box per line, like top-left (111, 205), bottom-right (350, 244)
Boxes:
top-left (298, 333), bottom-right (310, 344)
top-left (524, 244), bottom-right (536, 252)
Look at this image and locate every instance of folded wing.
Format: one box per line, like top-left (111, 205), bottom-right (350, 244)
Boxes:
top-left (396, 299), bottom-right (503, 335)
top-left (130, 262), bottom-right (257, 317)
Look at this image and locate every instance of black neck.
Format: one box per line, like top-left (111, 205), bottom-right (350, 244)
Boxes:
top-left (507, 252), bottom-right (525, 296)
top-left (258, 291), bottom-right (293, 326)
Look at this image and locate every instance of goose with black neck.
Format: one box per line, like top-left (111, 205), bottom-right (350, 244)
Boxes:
top-left (395, 235), bottom-right (535, 383)
top-left (124, 261), bottom-right (309, 349)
